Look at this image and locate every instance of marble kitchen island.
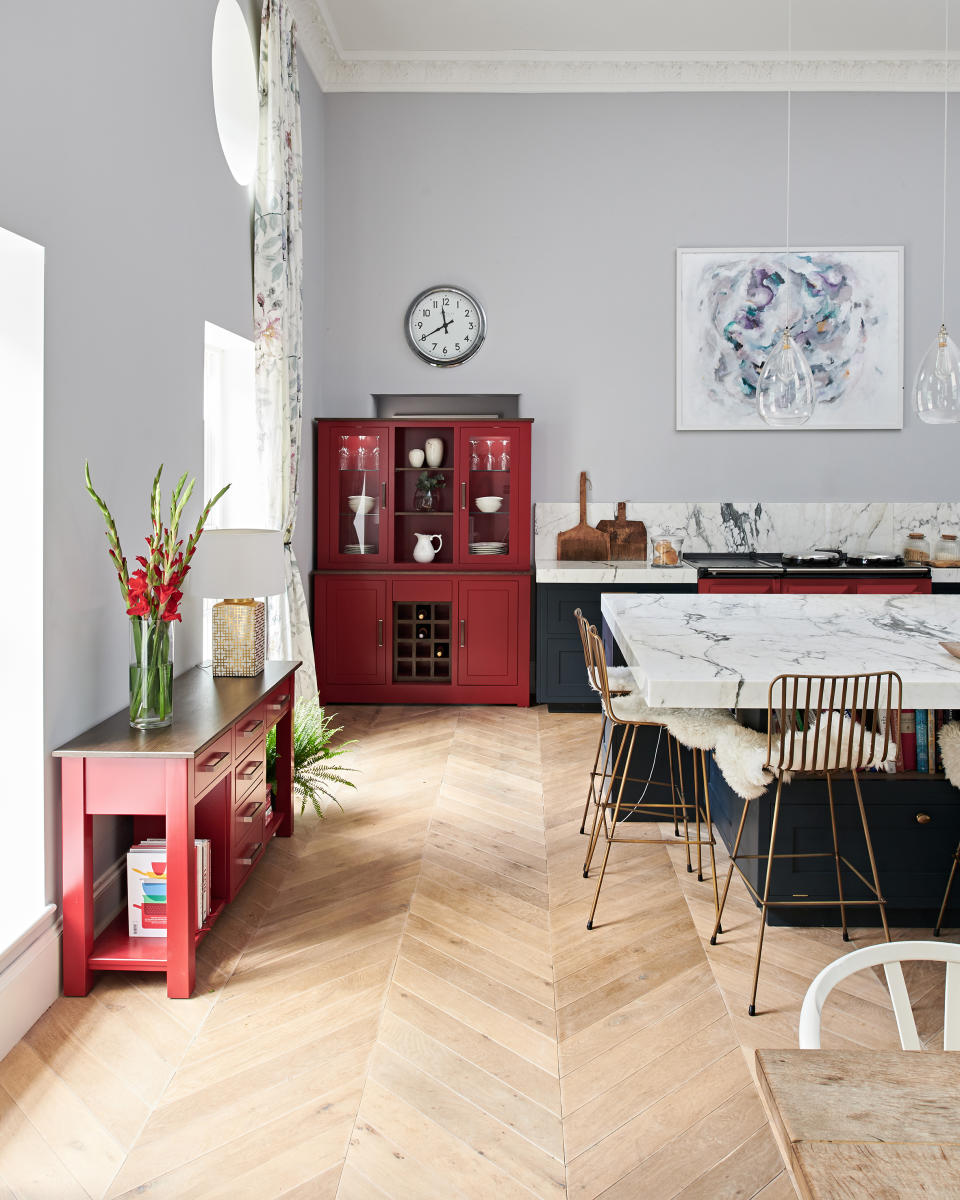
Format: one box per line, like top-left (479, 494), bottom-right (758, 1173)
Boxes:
top-left (600, 591), bottom-right (960, 924)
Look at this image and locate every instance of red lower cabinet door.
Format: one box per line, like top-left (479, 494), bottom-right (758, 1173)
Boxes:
top-left (781, 578), bottom-right (858, 594)
top-left (698, 578), bottom-right (780, 594)
top-left (457, 578), bottom-right (519, 686)
top-left (324, 577), bottom-right (387, 685)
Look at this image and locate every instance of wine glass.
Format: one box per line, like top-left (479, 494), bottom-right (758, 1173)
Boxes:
top-left (484, 439), bottom-right (496, 470)
top-left (371, 440), bottom-right (380, 471)
top-left (357, 436), bottom-right (370, 471)
top-left (499, 438), bottom-right (511, 471)
top-left (469, 439), bottom-right (480, 471)
top-left (338, 438), bottom-right (351, 471)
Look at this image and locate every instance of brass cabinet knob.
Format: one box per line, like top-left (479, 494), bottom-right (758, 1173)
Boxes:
top-left (916, 812), bottom-right (932, 824)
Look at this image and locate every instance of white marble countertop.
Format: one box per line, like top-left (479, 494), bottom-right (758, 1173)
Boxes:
top-left (535, 559), bottom-right (699, 585)
top-left (601, 592), bottom-right (960, 709)
top-left (930, 567), bottom-right (960, 584)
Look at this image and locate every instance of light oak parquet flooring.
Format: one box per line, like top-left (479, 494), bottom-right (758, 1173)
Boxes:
top-left (1, 703), bottom-right (954, 1198)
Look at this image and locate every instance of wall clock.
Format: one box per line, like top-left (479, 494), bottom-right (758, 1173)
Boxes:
top-left (405, 285), bottom-right (486, 367)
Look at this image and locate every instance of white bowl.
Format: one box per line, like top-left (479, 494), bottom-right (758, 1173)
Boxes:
top-left (475, 496), bottom-right (503, 513)
top-left (347, 495), bottom-right (375, 515)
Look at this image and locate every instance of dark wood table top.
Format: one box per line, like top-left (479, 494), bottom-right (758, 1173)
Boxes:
top-left (53, 661), bottom-right (299, 759)
top-left (756, 1048), bottom-right (960, 1199)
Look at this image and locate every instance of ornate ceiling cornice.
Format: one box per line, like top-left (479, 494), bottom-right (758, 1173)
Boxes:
top-left (288, 2), bottom-right (960, 94)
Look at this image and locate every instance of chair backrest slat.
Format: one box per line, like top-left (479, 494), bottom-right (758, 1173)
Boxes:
top-left (765, 671), bottom-right (902, 773)
top-left (882, 962), bottom-right (922, 1050)
top-left (945, 961), bottom-right (960, 1051)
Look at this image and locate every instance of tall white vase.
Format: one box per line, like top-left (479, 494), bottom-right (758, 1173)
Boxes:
top-left (424, 437), bottom-right (444, 468)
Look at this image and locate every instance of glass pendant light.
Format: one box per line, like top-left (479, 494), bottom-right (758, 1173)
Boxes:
top-left (757, 0), bottom-right (817, 427)
top-left (915, 0), bottom-right (960, 424)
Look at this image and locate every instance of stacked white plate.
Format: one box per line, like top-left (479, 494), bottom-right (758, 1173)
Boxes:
top-left (343, 544), bottom-right (374, 554)
top-left (470, 541), bottom-right (508, 555)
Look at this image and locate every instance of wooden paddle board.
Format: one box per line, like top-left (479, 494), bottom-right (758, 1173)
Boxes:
top-left (556, 472), bottom-right (611, 561)
top-left (596, 502), bottom-right (647, 561)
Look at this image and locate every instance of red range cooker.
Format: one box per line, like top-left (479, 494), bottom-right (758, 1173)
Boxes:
top-left (684, 551), bottom-right (932, 595)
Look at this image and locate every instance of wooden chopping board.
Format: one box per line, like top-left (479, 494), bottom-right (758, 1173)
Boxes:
top-left (596, 502), bottom-right (647, 561)
top-left (557, 472), bottom-right (611, 561)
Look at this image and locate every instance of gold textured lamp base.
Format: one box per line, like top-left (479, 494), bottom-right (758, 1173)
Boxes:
top-left (212, 599), bottom-right (265, 677)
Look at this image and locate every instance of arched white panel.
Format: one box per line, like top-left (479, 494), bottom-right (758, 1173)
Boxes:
top-left (211, 0), bottom-right (259, 185)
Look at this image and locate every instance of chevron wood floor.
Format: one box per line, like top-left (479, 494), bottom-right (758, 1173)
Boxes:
top-left (1, 704), bottom-right (954, 1198)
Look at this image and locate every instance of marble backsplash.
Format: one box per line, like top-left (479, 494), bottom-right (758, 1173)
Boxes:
top-left (534, 501), bottom-right (960, 561)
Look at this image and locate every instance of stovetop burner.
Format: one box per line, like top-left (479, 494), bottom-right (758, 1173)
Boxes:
top-left (780, 550), bottom-right (843, 567)
top-left (685, 550), bottom-right (926, 577)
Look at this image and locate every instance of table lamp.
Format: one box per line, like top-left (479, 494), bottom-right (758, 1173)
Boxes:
top-left (186, 529), bottom-right (285, 676)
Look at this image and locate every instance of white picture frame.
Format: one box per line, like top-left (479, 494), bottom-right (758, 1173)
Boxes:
top-left (676, 246), bottom-right (904, 431)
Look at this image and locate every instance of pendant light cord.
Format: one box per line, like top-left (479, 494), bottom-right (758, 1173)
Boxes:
top-left (942, 0), bottom-right (950, 327)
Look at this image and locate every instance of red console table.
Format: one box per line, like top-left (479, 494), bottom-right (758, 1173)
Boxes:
top-left (53, 661), bottom-right (298, 999)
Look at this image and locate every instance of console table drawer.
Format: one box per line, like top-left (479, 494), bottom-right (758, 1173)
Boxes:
top-left (235, 703), bottom-right (266, 747)
top-left (194, 730), bottom-right (233, 797)
top-left (235, 739), bottom-right (266, 805)
top-left (265, 684), bottom-right (292, 724)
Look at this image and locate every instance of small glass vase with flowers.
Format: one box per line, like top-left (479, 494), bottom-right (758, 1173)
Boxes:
top-left (85, 463), bottom-right (229, 729)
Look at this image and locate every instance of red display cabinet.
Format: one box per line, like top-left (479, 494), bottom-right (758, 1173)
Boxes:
top-left (313, 419), bottom-right (532, 706)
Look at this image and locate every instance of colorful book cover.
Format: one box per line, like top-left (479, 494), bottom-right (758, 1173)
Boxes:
top-left (127, 847), bottom-right (167, 938)
top-left (915, 710), bottom-right (928, 773)
top-left (928, 710), bottom-right (937, 774)
top-left (130, 839), bottom-right (209, 932)
top-left (900, 710), bottom-right (916, 772)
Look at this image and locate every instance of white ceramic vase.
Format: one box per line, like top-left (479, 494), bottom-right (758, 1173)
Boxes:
top-left (424, 437), bottom-right (444, 468)
top-left (408, 449), bottom-right (425, 468)
top-left (412, 532), bottom-right (442, 563)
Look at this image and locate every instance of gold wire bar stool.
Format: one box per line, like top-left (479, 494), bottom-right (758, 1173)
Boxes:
top-left (934, 844), bottom-right (960, 937)
top-left (709, 670), bottom-right (901, 1016)
top-left (581, 621), bottom-right (719, 930)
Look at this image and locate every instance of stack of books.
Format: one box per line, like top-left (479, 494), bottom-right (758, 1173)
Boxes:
top-left (126, 839), bottom-right (211, 938)
top-left (899, 710), bottom-right (954, 773)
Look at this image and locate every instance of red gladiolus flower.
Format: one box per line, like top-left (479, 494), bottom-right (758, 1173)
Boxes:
top-left (156, 585), bottom-right (182, 606)
top-left (126, 597), bottom-right (150, 617)
top-left (161, 599), bottom-right (182, 622)
top-left (127, 570), bottom-right (149, 595)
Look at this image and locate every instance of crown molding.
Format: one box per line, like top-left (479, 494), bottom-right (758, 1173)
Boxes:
top-left (288, 2), bottom-right (960, 94)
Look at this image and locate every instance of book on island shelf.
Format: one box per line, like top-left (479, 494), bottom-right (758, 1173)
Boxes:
top-left (127, 839), bottom-right (210, 938)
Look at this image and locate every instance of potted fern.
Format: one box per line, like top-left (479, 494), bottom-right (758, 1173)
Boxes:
top-left (265, 699), bottom-right (357, 817)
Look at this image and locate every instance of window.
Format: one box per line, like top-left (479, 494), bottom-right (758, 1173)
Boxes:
top-left (0, 227), bottom-right (45, 951)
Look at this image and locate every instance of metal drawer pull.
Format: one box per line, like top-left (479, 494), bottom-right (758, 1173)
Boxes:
top-left (270, 693), bottom-right (290, 708)
top-left (916, 812), bottom-right (932, 824)
top-left (382, 481), bottom-right (387, 509)
top-left (378, 617), bottom-right (384, 647)
top-left (461, 481), bottom-right (466, 510)
top-left (240, 718), bottom-right (263, 735)
top-left (238, 842), bottom-right (263, 866)
top-left (238, 759), bottom-right (263, 780)
top-left (459, 618), bottom-right (466, 648)
top-left (241, 799), bottom-right (264, 823)
top-left (199, 750), bottom-right (229, 772)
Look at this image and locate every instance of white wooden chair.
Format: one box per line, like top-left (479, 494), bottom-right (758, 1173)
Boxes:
top-left (798, 939), bottom-right (960, 1050)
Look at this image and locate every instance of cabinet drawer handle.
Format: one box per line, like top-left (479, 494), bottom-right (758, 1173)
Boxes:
top-left (241, 799), bottom-right (264, 823)
top-left (199, 750), bottom-right (229, 772)
top-left (378, 617), bottom-right (384, 647)
top-left (238, 759), bottom-right (262, 780)
top-left (238, 842), bottom-right (263, 866)
top-left (461, 481), bottom-right (466, 511)
top-left (916, 812), bottom-right (932, 824)
top-left (382, 481), bottom-right (387, 509)
top-left (459, 618), bottom-right (466, 648)
top-left (269, 694), bottom-right (290, 709)
top-left (240, 718), bottom-right (263, 736)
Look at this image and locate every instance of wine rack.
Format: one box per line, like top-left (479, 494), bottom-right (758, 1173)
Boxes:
top-left (393, 602), bottom-right (451, 682)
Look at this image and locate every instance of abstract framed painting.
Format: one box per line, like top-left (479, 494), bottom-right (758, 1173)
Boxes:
top-left (676, 247), bottom-right (904, 430)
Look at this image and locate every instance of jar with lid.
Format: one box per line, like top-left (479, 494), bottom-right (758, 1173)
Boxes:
top-left (904, 531), bottom-right (931, 563)
top-left (934, 532), bottom-right (959, 563)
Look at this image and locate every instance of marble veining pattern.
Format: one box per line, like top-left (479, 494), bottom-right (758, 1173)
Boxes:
top-left (534, 560), bottom-right (698, 584)
top-left (601, 592), bottom-right (960, 709)
top-left (534, 501), bottom-right (960, 561)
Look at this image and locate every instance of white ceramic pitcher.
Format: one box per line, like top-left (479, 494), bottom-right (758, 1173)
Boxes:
top-left (413, 532), bottom-right (442, 563)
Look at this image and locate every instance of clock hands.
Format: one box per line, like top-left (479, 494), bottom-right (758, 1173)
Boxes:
top-left (421, 312), bottom-right (452, 340)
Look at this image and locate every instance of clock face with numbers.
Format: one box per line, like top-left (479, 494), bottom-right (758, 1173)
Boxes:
top-left (405, 285), bottom-right (486, 367)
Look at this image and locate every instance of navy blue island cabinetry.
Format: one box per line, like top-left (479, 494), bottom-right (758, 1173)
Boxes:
top-left (535, 578), bottom-right (696, 706)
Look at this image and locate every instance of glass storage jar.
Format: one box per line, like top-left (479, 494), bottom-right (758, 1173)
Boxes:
top-left (904, 531), bottom-right (931, 563)
top-left (934, 532), bottom-right (959, 563)
top-left (650, 534), bottom-right (685, 567)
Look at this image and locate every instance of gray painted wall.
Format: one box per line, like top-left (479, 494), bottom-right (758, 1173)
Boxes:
top-left (1, 2), bottom-right (322, 908)
top-left (317, 91), bottom-right (960, 504)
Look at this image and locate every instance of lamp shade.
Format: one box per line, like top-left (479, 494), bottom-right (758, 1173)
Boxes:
top-left (185, 528), bottom-right (285, 598)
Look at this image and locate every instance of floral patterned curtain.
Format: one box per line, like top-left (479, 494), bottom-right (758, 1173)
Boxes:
top-left (254, 0), bottom-right (317, 700)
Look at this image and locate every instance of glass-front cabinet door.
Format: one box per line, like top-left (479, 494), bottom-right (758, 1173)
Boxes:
top-left (455, 424), bottom-right (524, 568)
top-left (327, 423), bottom-right (390, 565)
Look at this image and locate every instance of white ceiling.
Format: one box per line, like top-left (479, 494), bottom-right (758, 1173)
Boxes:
top-left (288, 0), bottom-right (960, 92)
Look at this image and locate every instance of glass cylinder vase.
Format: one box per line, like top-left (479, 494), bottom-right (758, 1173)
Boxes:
top-left (129, 617), bottom-right (174, 729)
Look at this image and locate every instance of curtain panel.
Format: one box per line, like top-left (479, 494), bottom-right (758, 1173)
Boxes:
top-left (254, 0), bottom-right (317, 699)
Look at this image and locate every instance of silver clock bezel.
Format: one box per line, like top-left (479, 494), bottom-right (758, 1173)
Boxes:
top-left (404, 285), bottom-right (486, 367)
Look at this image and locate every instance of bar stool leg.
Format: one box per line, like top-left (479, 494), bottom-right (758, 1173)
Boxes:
top-left (825, 771), bottom-right (849, 942)
top-left (700, 749), bottom-right (721, 923)
top-left (582, 718), bottom-right (616, 873)
top-left (674, 738), bottom-right (693, 872)
top-left (667, 734), bottom-right (681, 840)
top-left (711, 789), bottom-right (752, 946)
top-left (934, 844), bottom-right (960, 936)
top-left (693, 748), bottom-right (704, 882)
top-left (851, 770), bottom-right (891, 943)
top-left (587, 725), bottom-right (637, 930)
top-left (748, 772), bottom-right (785, 1016)
top-left (579, 717), bottom-right (606, 835)
top-left (584, 721), bottom-right (628, 878)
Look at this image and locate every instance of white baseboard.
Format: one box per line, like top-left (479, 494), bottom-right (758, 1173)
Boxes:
top-left (0, 854), bottom-right (127, 1061)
